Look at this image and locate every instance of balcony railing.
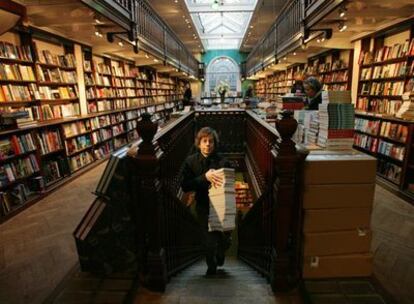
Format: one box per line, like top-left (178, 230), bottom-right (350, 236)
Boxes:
top-left (245, 0), bottom-right (344, 76)
top-left (82, 0), bottom-right (199, 77)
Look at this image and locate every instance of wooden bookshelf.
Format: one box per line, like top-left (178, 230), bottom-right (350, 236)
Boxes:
top-left (0, 29), bottom-right (187, 222)
top-left (354, 23), bottom-right (414, 200)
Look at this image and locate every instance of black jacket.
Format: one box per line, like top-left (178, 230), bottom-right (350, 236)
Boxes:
top-left (307, 91), bottom-right (322, 110)
top-left (181, 151), bottom-right (230, 210)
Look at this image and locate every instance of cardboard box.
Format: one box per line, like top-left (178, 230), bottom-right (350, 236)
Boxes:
top-left (303, 184), bottom-right (375, 209)
top-left (303, 229), bottom-right (372, 256)
top-left (304, 153), bottom-right (376, 185)
top-left (303, 253), bottom-right (373, 279)
top-left (303, 208), bottom-right (371, 232)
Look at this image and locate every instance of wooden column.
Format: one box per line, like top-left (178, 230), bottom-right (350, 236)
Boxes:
top-left (270, 111), bottom-right (308, 292)
top-left (130, 112), bottom-right (167, 292)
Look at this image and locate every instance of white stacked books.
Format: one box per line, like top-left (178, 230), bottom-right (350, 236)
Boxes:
top-left (208, 168), bottom-right (236, 232)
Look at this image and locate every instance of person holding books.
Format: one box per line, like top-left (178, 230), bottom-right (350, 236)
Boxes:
top-left (181, 127), bottom-right (232, 275)
top-left (304, 76), bottom-right (323, 110)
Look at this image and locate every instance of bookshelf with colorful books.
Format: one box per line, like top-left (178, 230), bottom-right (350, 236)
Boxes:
top-left (0, 129), bottom-right (41, 217)
top-left (32, 39), bottom-right (80, 122)
top-left (354, 24), bottom-right (414, 200)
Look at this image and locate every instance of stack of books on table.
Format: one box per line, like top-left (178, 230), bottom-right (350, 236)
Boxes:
top-left (276, 95), bottom-right (305, 112)
top-left (317, 91), bottom-right (355, 149)
top-left (305, 111), bottom-right (319, 145)
top-left (208, 168), bottom-right (236, 232)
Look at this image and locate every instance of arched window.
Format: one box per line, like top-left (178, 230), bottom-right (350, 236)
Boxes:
top-left (205, 56), bottom-right (240, 95)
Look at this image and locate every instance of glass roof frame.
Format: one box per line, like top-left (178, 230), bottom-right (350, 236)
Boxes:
top-left (185, 0), bottom-right (258, 50)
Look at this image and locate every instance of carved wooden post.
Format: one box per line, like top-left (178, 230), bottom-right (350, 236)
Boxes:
top-left (270, 111), bottom-right (308, 292)
top-left (131, 112), bottom-right (167, 292)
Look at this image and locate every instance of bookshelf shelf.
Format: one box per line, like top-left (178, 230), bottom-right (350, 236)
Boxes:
top-left (64, 130), bottom-right (91, 139)
top-left (67, 146), bottom-right (93, 157)
top-left (0, 57), bottom-right (33, 65)
top-left (0, 171), bottom-right (40, 191)
top-left (41, 149), bottom-right (65, 157)
top-left (0, 150), bottom-right (37, 163)
top-left (0, 79), bottom-right (37, 84)
top-left (378, 136), bottom-right (406, 145)
top-left (36, 62), bottom-right (76, 71)
top-left (37, 81), bottom-right (77, 86)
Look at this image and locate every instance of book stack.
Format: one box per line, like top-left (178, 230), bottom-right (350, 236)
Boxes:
top-left (276, 95), bottom-right (305, 112)
top-left (235, 181), bottom-right (253, 211)
top-left (317, 91), bottom-right (355, 149)
top-left (208, 168), bottom-right (236, 232)
top-left (305, 111), bottom-right (319, 145)
top-left (396, 93), bottom-right (414, 120)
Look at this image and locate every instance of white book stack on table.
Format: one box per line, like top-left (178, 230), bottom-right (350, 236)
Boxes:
top-left (208, 168), bottom-right (236, 232)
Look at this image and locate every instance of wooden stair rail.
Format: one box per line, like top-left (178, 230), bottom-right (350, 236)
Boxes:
top-left (129, 112), bottom-right (203, 292)
top-left (238, 111), bottom-right (308, 292)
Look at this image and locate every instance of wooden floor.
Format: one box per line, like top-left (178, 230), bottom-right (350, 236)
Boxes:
top-left (0, 162), bottom-right (106, 304)
top-left (0, 160), bottom-right (413, 304)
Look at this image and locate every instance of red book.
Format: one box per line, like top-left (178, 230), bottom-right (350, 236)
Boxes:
top-left (326, 129), bottom-right (355, 138)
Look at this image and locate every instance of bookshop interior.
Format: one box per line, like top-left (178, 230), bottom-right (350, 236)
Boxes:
top-left (0, 0), bottom-right (414, 303)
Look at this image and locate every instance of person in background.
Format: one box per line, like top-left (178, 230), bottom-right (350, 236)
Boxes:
top-left (244, 84), bottom-right (254, 99)
top-left (181, 127), bottom-right (232, 276)
top-left (290, 76), bottom-right (305, 95)
top-left (303, 76), bottom-right (323, 110)
top-left (183, 83), bottom-right (192, 107)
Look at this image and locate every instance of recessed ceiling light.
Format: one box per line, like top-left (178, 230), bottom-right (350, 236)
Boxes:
top-left (118, 41), bottom-right (124, 47)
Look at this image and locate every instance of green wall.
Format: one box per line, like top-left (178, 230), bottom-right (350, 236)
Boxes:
top-left (202, 50), bottom-right (252, 95)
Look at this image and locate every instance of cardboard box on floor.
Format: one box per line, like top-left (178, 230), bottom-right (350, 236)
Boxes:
top-left (303, 229), bottom-right (372, 256)
top-left (303, 184), bottom-right (375, 209)
top-left (303, 207), bottom-right (372, 233)
top-left (304, 151), bottom-right (376, 185)
top-left (303, 253), bottom-right (373, 279)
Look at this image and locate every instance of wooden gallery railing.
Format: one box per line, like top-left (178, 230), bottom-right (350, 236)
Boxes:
top-left (129, 112), bottom-right (203, 291)
top-left (238, 111), bottom-right (308, 292)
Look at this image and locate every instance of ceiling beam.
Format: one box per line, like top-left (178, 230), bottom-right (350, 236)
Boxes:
top-left (187, 4), bottom-right (255, 13)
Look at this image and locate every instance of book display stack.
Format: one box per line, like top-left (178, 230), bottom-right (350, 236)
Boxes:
top-left (275, 95), bottom-right (305, 112)
top-left (208, 168), bottom-right (236, 232)
top-left (302, 151), bottom-right (376, 279)
top-left (318, 91), bottom-right (355, 149)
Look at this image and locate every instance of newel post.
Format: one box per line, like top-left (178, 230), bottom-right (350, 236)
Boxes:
top-left (270, 111), bottom-right (308, 292)
top-left (130, 112), bottom-right (167, 292)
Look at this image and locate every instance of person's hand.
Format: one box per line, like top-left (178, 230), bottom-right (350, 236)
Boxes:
top-left (205, 169), bottom-right (223, 188)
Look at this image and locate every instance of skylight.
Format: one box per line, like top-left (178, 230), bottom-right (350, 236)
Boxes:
top-left (185, 0), bottom-right (258, 50)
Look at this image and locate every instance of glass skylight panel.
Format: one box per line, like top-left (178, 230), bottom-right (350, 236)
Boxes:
top-left (185, 0), bottom-right (258, 50)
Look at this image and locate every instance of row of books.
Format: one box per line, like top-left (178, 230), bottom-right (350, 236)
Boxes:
top-left (33, 103), bottom-right (80, 121)
top-left (318, 59), bottom-right (348, 73)
top-left (42, 158), bottom-right (70, 185)
top-left (355, 118), bottom-right (380, 135)
top-left (38, 85), bottom-right (78, 100)
top-left (63, 120), bottom-right (91, 138)
top-left (360, 81), bottom-right (405, 96)
top-left (91, 129), bottom-right (113, 144)
top-left (377, 160), bottom-right (402, 184)
top-left (0, 63), bottom-right (36, 81)
top-left (371, 62), bottom-right (414, 79)
top-left (380, 122), bottom-right (409, 143)
top-left (65, 135), bottom-right (92, 155)
top-left (320, 70), bottom-right (348, 83)
top-left (354, 133), bottom-right (378, 152)
top-left (37, 50), bottom-right (76, 69)
top-left (0, 154), bottom-right (40, 187)
top-left (93, 142), bottom-right (114, 160)
top-left (359, 38), bottom-right (414, 65)
top-left (90, 115), bottom-right (111, 130)
top-left (69, 151), bottom-right (94, 172)
top-left (0, 84), bottom-right (37, 102)
top-left (0, 42), bottom-right (33, 62)
top-left (377, 140), bottom-right (405, 161)
top-left (112, 124), bottom-right (125, 136)
top-left (88, 100), bottom-right (112, 113)
top-left (356, 97), bottom-right (403, 115)
top-left (0, 183), bottom-right (34, 216)
top-left (0, 133), bottom-right (37, 159)
top-left (36, 66), bottom-right (77, 84)
top-left (36, 129), bottom-right (63, 155)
